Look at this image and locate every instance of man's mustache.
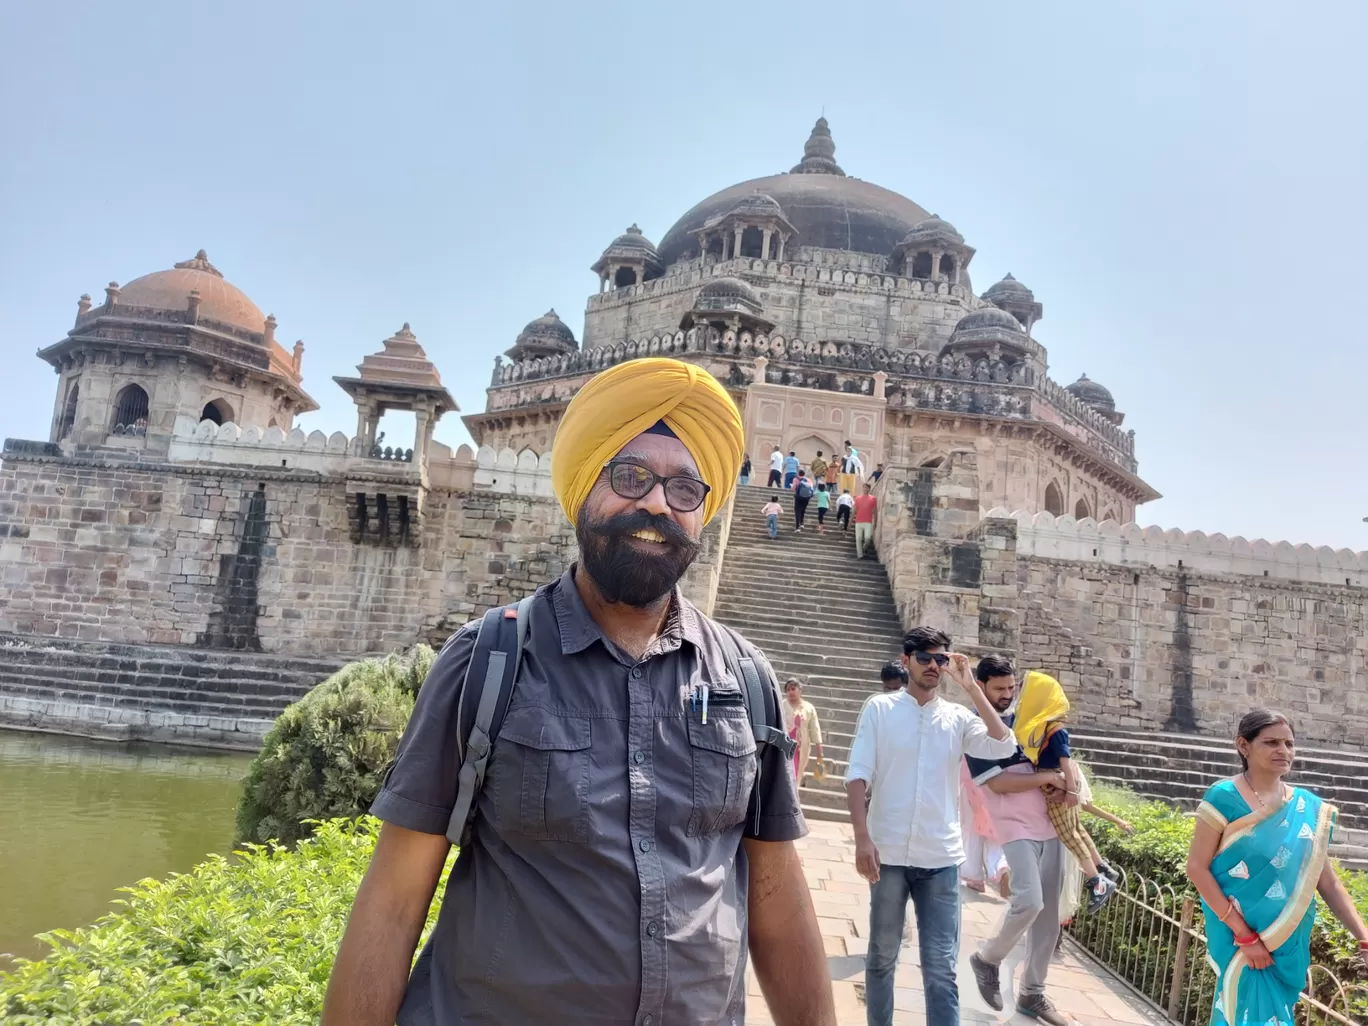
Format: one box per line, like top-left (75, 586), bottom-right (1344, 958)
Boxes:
top-left (597, 509), bottom-right (698, 550)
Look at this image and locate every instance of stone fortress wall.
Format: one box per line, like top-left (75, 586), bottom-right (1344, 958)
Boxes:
top-left (871, 452), bottom-right (1368, 751)
top-left (0, 422), bottom-right (733, 660)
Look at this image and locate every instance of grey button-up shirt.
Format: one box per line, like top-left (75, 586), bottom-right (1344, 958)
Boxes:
top-left (371, 568), bottom-right (806, 1025)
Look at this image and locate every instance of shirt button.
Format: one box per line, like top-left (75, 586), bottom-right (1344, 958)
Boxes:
top-left (633, 750), bottom-right (645, 765)
top-left (639, 838), bottom-right (652, 853)
top-left (631, 667), bottom-right (642, 679)
top-left (646, 921), bottom-right (659, 937)
top-left (642, 1017), bottom-right (653, 1026)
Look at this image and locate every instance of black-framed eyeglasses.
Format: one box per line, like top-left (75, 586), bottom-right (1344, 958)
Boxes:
top-left (912, 652), bottom-right (950, 667)
top-left (603, 460), bottom-right (711, 513)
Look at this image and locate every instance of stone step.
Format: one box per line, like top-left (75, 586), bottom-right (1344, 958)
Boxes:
top-left (714, 594), bottom-right (900, 621)
top-left (1071, 731), bottom-right (1368, 773)
top-left (0, 672), bottom-right (299, 715)
top-left (0, 660), bottom-right (318, 701)
top-left (0, 632), bottom-right (345, 679)
top-left (0, 677), bottom-right (287, 723)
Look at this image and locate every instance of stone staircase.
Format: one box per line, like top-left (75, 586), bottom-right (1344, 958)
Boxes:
top-left (714, 487), bottom-right (904, 823)
top-left (1072, 728), bottom-right (1368, 868)
top-left (0, 633), bottom-right (345, 750)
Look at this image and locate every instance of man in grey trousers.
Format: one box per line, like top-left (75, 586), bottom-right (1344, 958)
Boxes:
top-left (963, 656), bottom-right (1072, 1026)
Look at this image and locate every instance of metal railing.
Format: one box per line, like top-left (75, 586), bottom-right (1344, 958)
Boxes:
top-left (1067, 867), bottom-right (1367, 1024)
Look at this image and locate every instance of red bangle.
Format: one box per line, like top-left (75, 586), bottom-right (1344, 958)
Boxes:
top-left (1234, 934), bottom-right (1260, 946)
top-left (1358, 940), bottom-right (1368, 950)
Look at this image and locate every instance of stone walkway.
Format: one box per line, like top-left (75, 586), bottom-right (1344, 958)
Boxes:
top-left (745, 822), bottom-right (1166, 1026)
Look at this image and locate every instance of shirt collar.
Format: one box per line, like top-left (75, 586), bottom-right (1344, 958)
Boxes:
top-left (550, 565), bottom-right (703, 657)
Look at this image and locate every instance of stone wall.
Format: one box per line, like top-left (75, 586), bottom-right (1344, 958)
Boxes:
top-left (0, 451), bottom-right (575, 659)
top-left (874, 462), bottom-right (1368, 751)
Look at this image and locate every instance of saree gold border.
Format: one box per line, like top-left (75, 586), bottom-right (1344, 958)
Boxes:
top-left (1221, 948), bottom-right (1247, 1025)
top-left (1218, 795), bottom-right (1288, 854)
top-left (1260, 802), bottom-right (1337, 952)
top-left (1195, 800), bottom-right (1228, 832)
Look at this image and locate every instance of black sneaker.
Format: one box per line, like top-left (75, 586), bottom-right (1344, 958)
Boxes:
top-left (1085, 874), bottom-right (1116, 913)
top-left (1099, 861), bottom-right (1121, 882)
top-left (1017, 992), bottom-right (1070, 1025)
top-left (968, 952), bottom-right (1002, 1011)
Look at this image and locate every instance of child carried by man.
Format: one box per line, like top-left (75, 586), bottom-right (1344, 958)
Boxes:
top-left (1012, 670), bottom-right (1119, 912)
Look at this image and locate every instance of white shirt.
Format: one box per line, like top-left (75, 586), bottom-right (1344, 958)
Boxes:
top-left (846, 691), bottom-right (1017, 868)
top-left (837, 493), bottom-right (855, 509)
top-left (769, 450), bottom-right (784, 472)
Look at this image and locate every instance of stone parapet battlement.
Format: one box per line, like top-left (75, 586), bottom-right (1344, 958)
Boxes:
top-left (488, 329), bottom-right (1135, 468)
top-left (163, 420), bottom-right (552, 497)
top-left (583, 254), bottom-right (972, 311)
top-left (988, 507), bottom-right (1368, 587)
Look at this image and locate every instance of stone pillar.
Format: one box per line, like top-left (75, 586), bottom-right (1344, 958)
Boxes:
top-left (733, 227), bottom-right (743, 260)
top-left (355, 405), bottom-right (368, 452)
top-left (414, 406), bottom-right (431, 468)
top-left (777, 234), bottom-right (786, 262)
top-left (931, 251), bottom-right (942, 281)
top-left (762, 228), bottom-right (773, 260)
top-left (873, 370), bottom-right (888, 400)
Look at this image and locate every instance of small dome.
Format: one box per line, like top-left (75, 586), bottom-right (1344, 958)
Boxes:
top-left (898, 215), bottom-right (965, 248)
top-left (601, 225), bottom-right (659, 261)
top-left (696, 276), bottom-right (760, 306)
top-left (115, 250), bottom-right (267, 338)
top-left (508, 309), bottom-right (577, 359)
top-left (952, 306), bottom-right (1024, 336)
top-left (725, 192), bottom-right (784, 218)
top-left (1066, 374), bottom-right (1115, 409)
top-left (983, 272), bottom-right (1034, 304)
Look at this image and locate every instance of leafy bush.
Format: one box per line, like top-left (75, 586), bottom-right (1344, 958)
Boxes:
top-left (0, 818), bottom-right (447, 1025)
top-left (235, 646), bottom-right (434, 846)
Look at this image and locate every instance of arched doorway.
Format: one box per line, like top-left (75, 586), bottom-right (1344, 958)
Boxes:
top-left (200, 399), bottom-right (234, 426)
top-left (111, 384), bottom-right (150, 434)
top-left (1044, 481), bottom-right (1065, 516)
top-left (1074, 498), bottom-right (1092, 521)
top-left (58, 383), bottom-right (79, 439)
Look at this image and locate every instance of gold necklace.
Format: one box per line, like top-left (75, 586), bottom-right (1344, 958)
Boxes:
top-left (1243, 772), bottom-right (1283, 808)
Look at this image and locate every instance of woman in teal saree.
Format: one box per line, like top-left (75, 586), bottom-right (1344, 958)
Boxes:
top-left (1186, 709), bottom-right (1368, 1026)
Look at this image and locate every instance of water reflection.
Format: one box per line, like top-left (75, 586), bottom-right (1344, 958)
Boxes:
top-left (0, 730), bottom-right (253, 970)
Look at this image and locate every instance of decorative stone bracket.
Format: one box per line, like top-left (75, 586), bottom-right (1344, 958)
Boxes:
top-left (346, 478), bottom-right (425, 548)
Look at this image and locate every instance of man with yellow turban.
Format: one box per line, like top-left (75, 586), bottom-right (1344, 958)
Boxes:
top-left (325, 358), bottom-right (836, 1026)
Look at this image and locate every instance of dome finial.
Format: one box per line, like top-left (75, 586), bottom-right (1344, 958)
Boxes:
top-left (791, 116), bottom-right (845, 176)
top-left (173, 249), bottom-right (224, 278)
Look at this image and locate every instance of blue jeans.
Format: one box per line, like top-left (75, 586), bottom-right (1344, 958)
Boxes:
top-left (783, 471), bottom-right (797, 489)
top-left (865, 863), bottom-right (960, 1026)
top-left (739, 473), bottom-right (749, 486)
top-left (766, 513), bottom-right (778, 538)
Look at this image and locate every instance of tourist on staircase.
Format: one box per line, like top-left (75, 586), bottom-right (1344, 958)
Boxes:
top-left (793, 471), bottom-right (815, 531)
top-left (1185, 709), bottom-right (1368, 1026)
top-left (845, 626), bottom-right (1017, 1026)
top-left (767, 445), bottom-right (784, 487)
top-left (814, 482), bottom-right (831, 532)
top-left (823, 452), bottom-right (840, 497)
top-left (836, 488), bottom-right (854, 531)
top-left (760, 494), bottom-right (783, 540)
top-left (783, 449), bottom-right (800, 489)
top-left (809, 450), bottom-right (829, 492)
top-left (782, 677), bottom-right (824, 786)
top-left (323, 358), bottom-right (836, 1026)
top-left (739, 452), bottom-right (751, 487)
top-left (838, 441), bottom-right (863, 496)
top-left (967, 658), bottom-right (1073, 1026)
top-left (853, 483), bottom-right (877, 559)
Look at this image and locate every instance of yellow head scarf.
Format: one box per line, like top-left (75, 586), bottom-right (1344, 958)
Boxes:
top-left (1012, 670), bottom-right (1071, 766)
top-left (550, 358), bottom-right (744, 526)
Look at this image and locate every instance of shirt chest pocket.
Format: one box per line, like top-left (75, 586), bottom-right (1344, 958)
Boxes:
top-left (490, 705), bottom-right (593, 843)
top-left (686, 695), bottom-right (758, 837)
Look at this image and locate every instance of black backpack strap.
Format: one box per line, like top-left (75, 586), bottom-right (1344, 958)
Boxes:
top-left (445, 595), bottom-right (534, 846)
top-left (715, 625), bottom-right (797, 834)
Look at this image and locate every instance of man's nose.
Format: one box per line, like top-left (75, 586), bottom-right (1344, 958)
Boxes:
top-left (635, 482), bottom-right (671, 516)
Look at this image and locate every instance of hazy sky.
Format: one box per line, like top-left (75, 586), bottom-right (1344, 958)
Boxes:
top-left (2, 2), bottom-right (1364, 548)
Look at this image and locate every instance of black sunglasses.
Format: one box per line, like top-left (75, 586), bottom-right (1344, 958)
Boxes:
top-left (603, 460), bottom-right (711, 513)
top-left (912, 652), bottom-right (950, 667)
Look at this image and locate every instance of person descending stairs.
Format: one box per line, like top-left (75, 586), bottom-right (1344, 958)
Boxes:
top-left (713, 486), bottom-right (905, 822)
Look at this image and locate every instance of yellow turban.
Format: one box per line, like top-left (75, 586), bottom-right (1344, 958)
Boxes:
top-left (1012, 670), bottom-right (1071, 766)
top-left (551, 358), bottom-right (744, 526)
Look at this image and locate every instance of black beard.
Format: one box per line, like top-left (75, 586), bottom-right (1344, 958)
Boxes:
top-left (575, 507), bottom-right (703, 608)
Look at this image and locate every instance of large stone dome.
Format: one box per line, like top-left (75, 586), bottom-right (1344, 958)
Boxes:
top-left (116, 251), bottom-right (268, 337)
top-left (656, 119), bottom-right (931, 266)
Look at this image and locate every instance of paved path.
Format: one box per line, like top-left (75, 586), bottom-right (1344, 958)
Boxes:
top-left (745, 822), bottom-right (1166, 1026)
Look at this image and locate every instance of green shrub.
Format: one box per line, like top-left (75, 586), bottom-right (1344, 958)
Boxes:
top-left (235, 646), bottom-right (435, 846)
top-left (0, 818), bottom-right (448, 1025)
